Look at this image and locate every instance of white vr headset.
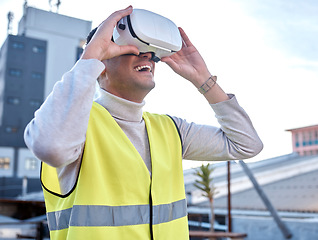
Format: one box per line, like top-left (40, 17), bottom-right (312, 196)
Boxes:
top-left (113, 9), bottom-right (182, 62)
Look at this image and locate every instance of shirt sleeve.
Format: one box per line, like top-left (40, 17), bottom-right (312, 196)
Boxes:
top-left (24, 59), bottom-right (105, 168)
top-left (171, 94), bottom-right (263, 161)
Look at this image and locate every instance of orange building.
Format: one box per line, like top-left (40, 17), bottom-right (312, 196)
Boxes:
top-left (286, 124), bottom-right (318, 156)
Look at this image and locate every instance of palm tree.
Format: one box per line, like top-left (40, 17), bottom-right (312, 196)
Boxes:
top-left (193, 163), bottom-right (217, 232)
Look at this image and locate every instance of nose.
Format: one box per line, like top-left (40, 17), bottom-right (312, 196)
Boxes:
top-left (139, 52), bottom-right (153, 60)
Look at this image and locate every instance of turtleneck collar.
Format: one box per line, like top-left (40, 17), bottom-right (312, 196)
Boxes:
top-left (95, 88), bottom-right (145, 123)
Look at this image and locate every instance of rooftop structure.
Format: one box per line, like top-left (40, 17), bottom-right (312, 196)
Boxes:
top-left (184, 152), bottom-right (318, 239)
top-left (185, 153), bottom-right (318, 213)
top-left (286, 124), bottom-right (318, 156)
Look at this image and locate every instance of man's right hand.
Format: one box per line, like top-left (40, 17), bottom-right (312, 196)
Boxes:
top-left (81, 6), bottom-right (139, 61)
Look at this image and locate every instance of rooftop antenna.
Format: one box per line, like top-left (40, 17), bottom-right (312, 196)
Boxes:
top-left (21, 0), bottom-right (28, 36)
top-left (49, 0), bottom-right (53, 11)
top-left (56, 0), bottom-right (61, 13)
top-left (7, 11), bottom-right (14, 35)
top-left (23, 0), bottom-right (28, 15)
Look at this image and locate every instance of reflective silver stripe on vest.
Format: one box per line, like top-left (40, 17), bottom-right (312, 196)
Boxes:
top-left (47, 198), bottom-right (187, 231)
top-left (152, 199), bottom-right (187, 225)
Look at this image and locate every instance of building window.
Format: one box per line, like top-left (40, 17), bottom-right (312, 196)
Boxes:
top-left (8, 68), bottom-right (22, 77)
top-left (0, 157), bottom-right (10, 170)
top-left (5, 126), bottom-right (18, 133)
top-left (31, 72), bottom-right (43, 80)
top-left (25, 158), bottom-right (37, 170)
top-left (7, 96), bottom-right (20, 105)
top-left (309, 132), bottom-right (313, 145)
top-left (295, 133), bottom-right (299, 148)
top-left (295, 133), bottom-right (299, 140)
top-left (11, 41), bottom-right (25, 50)
top-left (32, 45), bottom-right (45, 53)
top-left (29, 100), bottom-right (41, 108)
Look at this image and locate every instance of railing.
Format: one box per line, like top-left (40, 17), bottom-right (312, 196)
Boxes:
top-left (189, 230), bottom-right (247, 240)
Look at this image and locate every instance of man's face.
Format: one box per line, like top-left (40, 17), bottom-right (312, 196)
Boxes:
top-left (101, 52), bottom-right (156, 102)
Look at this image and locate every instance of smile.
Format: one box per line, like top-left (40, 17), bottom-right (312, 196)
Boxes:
top-left (134, 65), bottom-right (152, 72)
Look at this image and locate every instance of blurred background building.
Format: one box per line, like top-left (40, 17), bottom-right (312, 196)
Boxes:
top-left (287, 124), bottom-right (318, 156)
top-left (0, 5), bottom-right (91, 198)
top-left (185, 125), bottom-right (318, 239)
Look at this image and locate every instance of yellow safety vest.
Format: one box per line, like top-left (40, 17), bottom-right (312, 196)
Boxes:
top-left (41, 102), bottom-right (189, 240)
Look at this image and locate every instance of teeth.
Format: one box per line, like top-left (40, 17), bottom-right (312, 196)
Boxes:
top-left (134, 65), bottom-right (151, 72)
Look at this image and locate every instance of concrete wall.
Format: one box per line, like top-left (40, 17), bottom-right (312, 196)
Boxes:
top-left (232, 215), bottom-right (318, 240)
top-left (0, 37), bottom-right (8, 125)
top-left (18, 7), bottom-right (92, 98)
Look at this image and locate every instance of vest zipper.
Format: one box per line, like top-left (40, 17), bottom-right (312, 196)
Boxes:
top-left (149, 189), bottom-right (154, 240)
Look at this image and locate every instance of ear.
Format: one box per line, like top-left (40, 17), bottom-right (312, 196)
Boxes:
top-left (100, 60), bottom-right (107, 76)
top-left (97, 68), bottom-right (106, 85)
top-left (97, 61), bottom-right (107, 87)
top-left (100, 68), bottom-right (106, 76)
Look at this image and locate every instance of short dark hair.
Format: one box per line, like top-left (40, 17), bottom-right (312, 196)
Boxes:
top-left (86, 26), bottom-right (115, 45)
top-left (86, 27), bottom-right (98, 45)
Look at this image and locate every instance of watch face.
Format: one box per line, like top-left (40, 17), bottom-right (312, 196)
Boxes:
top-left (198, 76), bottom-right (217, 94)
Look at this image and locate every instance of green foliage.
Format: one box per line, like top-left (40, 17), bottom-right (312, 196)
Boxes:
top-left (193, 163), bottom-right (218, 232)
top-left (193, 163), bottom-right (217, 200)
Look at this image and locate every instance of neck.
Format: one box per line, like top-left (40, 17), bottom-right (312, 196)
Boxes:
top-left (95, 88), bottom-right (145, 122)
top-left (99, 74), bottom-right (155, 103)
top-left (101, 86), bottom-right (151, 103)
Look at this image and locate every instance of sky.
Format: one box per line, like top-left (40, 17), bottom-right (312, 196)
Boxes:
top-left (1, 0), bottom-right (317, 169)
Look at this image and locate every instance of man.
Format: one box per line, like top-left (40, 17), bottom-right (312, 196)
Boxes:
top-left (24, 6), bottom-right (263, 240)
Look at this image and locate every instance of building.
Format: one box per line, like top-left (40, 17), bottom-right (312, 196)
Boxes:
top-left (0, 34), bottom-right (46, 148)
top-left (185, 127), bottom-right (318, 239)
top-left (18, 6), bottom-right (91, 98)
top-left (286, 124), bottom-right (318, 156)
top-left (0, 5), bottom-right (91, 198)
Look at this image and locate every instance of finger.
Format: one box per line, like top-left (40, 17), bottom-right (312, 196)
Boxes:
top-left (118, 45), bottom-right (140, 56)
top-left (109, 6), bottom-right (133, 25)
top-left (106, 43), bottom-right (139, 59)
top-left (161, 57), bottom-right (180, 72)
top-left (160, 56), bottom-right (170, 63)
top-left (97, 6), bottom-right (133, 34)
top-left (179, 27), bottom-right (193, 47)
top-left (93, 6), bottom-right (133, 43)
top-left (182, 38), bottom-right (187, 48)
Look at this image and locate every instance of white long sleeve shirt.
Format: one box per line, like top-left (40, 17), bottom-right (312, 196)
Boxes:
top-left (24, 59), bottom-right (263, 194)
